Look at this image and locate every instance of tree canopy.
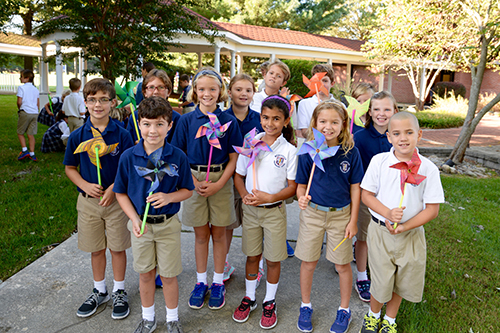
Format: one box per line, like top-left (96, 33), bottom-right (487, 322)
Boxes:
top-left (326, 0), bottom-right (381, 41)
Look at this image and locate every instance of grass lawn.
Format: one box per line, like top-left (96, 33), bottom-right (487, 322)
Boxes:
top-left (1, 95), bottom-right (499, 331)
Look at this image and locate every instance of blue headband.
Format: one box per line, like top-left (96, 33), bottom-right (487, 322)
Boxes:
top-left (194, 69), bottom-right (223, 86)
top-left (262, 95), bottom-right (291, 113)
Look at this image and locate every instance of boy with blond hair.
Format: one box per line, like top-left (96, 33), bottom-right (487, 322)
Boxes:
top-left (250, 60), bottom-right (290, 113)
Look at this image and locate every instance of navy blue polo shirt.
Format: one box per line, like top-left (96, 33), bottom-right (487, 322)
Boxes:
top-left (296, 146), bottom-right (363, 208)
top-left (225, 106), bottom-right (263, 137)
top-left (352, 123), bottom-right (364, 134)
top-left (114, 140), bottom-right (195, 215)
top-left (171, 106), bottom-right (243, 165)
top-left (127, 109), bottom-right (181, 143)
top-left (354, 123), bottom-right (392, 172)
top-left (64, 117), bottom-right (134, 193)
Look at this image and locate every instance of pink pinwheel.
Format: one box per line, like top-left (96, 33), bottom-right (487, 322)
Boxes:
top-left (297, 128), bottom-right (340, 196)
top-left (195, 112), bottom-right (232, 181)
top-left (233, 128), bottom-right (272, 190)
top-left (303, 72), bottom-right (329, 103)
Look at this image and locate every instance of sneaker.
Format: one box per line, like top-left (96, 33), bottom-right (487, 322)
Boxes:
top-left (355, 280), bottom-right (371, 302)
top-left (233, 296), bottom-right (257, 323)
top-left (208, 283), bottom-right (226, 309)
top-left (329, 309), bottom-right (351, 333)
top-left (29, 154), bottom-right (38, 162)
top-left (188, 282), bottom-right (208, 309)
top-left (297, 306), bottom-right (313, 332)
top-left (134, 318), bottom-right (157, 333)
top-left (223, 262), bottom-right (235, 282)
top-left (155, 274), bottom-right (163, 288)
top-left (260, 299), bottom-right (277, 329)
top-left (287, 240), bottom-right (295, 257)
top-left (256, 267), bottom-right (264, 288)
top-left (379, 319), bottom-right (397, 333)
top-left (165, 320), bottom-right (183, 333)
top-left (111, 289), bottom-right (129, 319)
top-left (76, 288), bottom-right (110, 318)
top-left (18, 151), bottom-right (30, 161)
top-left (359, 313), bottom-right (380, 333)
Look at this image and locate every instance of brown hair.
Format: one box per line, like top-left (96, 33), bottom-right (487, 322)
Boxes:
top-left (261, 95), bottom-right (294, 144)
top-left (142, 69), bottom-right (173, 96)
top-left (267, 60), bottom-right (291, 83)
top-left (21, 69), bottom-right (34, 82)
top-left (83, 78), bottom-right (116, 100)
top-left (351, 82), bottom-right (376, 100)
top-left (69, 78), bottom-right (81, 91)
top-left (364, 90), bottom-right (398, 128)
top-left (311, 64), bottom-right (335, 84)
top-left (138, 96), bottom-right (173, 123)
top-left (142, 62), bottom-right (155, 72)
top-left (179, 74), bottom-right (190, 82)
top-left (228, 73), bottom-right (256, 93)
top-left (187, 66), bottom-right (228, 104)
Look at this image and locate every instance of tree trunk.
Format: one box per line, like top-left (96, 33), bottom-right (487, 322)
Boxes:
top-left (22, 8), bottom-right (34, 70)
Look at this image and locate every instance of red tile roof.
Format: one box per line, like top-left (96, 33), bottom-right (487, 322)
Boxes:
top-left (0, 33), bottom-right (40, 48)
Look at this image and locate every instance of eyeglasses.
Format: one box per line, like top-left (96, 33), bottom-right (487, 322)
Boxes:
top-left (146, 85), bottom-right (167, 92)
top-left (86, 98), bottom-right (111, 105)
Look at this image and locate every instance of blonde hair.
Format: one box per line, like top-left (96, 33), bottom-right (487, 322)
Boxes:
top-left (351, 82), bottom-right (376, 100)
top-left (228, 73), bottom-right (256, 93)
top-left (187, 66), bottom-right (228, 104)
top-left (312, 64), bottom-right (335, 83)
top-left (267, 60), bottom-right (291, 83)
top-left (307, 100), bottom-right (354, 154)
top-left (365, 90), bottom-right (398, 128)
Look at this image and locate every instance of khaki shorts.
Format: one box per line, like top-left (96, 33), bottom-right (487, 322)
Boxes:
top-left (182, 167), bottom-right (235, 228)
top-left (356, 201), bottom-right (372, 242)
top-left (128, 214), bottom-right (182, 278)
top-left (295, 204), bottom-right (353, 265)
top-left (241, 203), bottom-right (287, 262)
top-left (227, 185), bottom-right (243, 230)
top-left (68, 116), bottom-right (84, 132)
top-left (367, 220), bottom-right (427, 303)
top-left (77, 194), bottom-right (131, 253)
top-left (17, 111), bottom-right (38, 135)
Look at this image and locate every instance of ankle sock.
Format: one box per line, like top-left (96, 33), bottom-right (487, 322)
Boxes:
top-left (197, 271), bottom-right (207, 285)
top-left (245, 278), bottom-right (257, 301)
top-left (113, 280), bottom-right (125, 292)
top-left (369, 309), bottom-right (381, 319)
top-left (263, 281), bottom-right (278, 303)
top-left (142, 304), bottom-right (155, 321)
top-left (213, 272), bottom-right (224, 285)
top-left (339, 306), bottom-right (350, 313)
top-left (384, 315), bottom-right (396, 325)
top-left (301, 302), bottom-right (312, 309)
top-left (357, 271), bottom-right (368, 281)
top-left (166, 306), bottom-right (179, 322)
top-left (22, 147), bottom-right (28, 152)
top-left (29, 152), bottom-right (34, 156)
top-left (94, 279), bottom-right (106, 294)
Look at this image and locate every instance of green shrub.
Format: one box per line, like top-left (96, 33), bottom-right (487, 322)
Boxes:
top-left (434, 81), bottom-right (466, 98)
top-left (282, 59), bottom-right (319, 96)
top-left (415, 92), bottom-right (467, 128)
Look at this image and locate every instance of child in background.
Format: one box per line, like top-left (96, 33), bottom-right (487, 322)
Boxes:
top-left (232, 95), bottom-right (297, 329)
top-left (41, 111), bottom-right (69, 153)
top-left (353, 91), bottom-right (398, 303)
top-left (250, 60), bottom-right (290, 113)
top-left (38, 89), bottom-right (71, 127)
top-left (257, 61), bottom-right (270, 92)
top-left (223, 73), bottom-right (263, 282)
top-left (135, 62), bottom-right (156, 105)
top-left (62, 77), bottom-right (86, 133)
top-left (359, 112), bottom-right (444, 333)
top-left (350, 83), bottom-right (376, 134)
top-left (171, 67), bottom-right (243, 311)
top-left (114, 97), bottom-right (194, 333)
top-left (175, 74), bottom-right (195, 114)
top-left (64, 78), bottom-right (134, 320)
top-left (295, 101), bottom-right (363, 333)
top-left (16, 69), bottom-right (40, 162)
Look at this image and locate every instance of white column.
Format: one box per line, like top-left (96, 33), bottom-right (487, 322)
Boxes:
top-left (378, 66), bottom-right (385, 91)
top-left (55, 41), bottom-right (63, 96)
top-left (230, 50), bottom-right (236, 78)
top-left (346, 63), bottom-right (352, 93)
top-left (197, 52), bottom-right (202, 69)
top-left (78, 50), bottom-right (84, 81)
top-left (214, 46), bottom-right (220, 72)
top-left (327, 59), bottom-right (332, 65)
top-left (237, 54), bottom-right (243, 74)
top-left (74, 57), bottom-right (77, 77)
top-left (270, 54), bottom-right (276, 62)
top-left (40, 43), bottom-right (49, 94)
top-left (82, 58), bottom-right (88, 89)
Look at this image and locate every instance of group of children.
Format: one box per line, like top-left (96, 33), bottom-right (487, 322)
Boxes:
top-left (15, 59), bottom-right (444, 333)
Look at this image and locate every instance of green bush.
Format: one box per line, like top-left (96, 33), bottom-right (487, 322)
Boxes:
top-left (282, 59), bottom-right (319, 96)
top-left (414, 92), bottom-right (467, 128)
top-left (434, 81), bottom-right (466, 98)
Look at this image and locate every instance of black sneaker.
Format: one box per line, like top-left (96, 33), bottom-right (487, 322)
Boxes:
top-left (76, 288), bottom-right (110, 317)
top-left (111, 289), bottom-right (130, 319)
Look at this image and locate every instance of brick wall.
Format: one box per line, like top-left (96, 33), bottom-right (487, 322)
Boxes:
top-left (455, 70), bottom-right (500, 98)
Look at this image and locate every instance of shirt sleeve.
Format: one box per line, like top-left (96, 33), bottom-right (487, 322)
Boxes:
top-left (227, 120), bottom-right (243, 154)
top-left (17, 86), bottom-right (24, 98)
top-left (360, 154), bottom-right (381, 194)
top-left (78, 97), bottom-right (86, 115)
top-left (62, 99), bottom-right (69, 113)
top-left (63, 132), bottom-right (80, 167)
top-left (295, 154), bottom-right (312, 185)
top-left (422, 164), bottom-right (445, 204)
top-left (348, 148), bottom-right (364, 184)
top-left (176, 151), bottom-right (195, 191)
top-left (235, 154), bottom-right (249, 176)
top-left (113, 152), bottom-right (130, 194)
top-left (297, 100), bottom-right (308, 129)
top-left (171, 116), bottom-right (187, 152)
top-left (286, 146), bottom-right (298, 180)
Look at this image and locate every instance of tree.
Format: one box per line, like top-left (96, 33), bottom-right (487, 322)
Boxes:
top-left (37, 0), bottom-right (218, 83)
top-left (326, 0), bottom-right (382, 41)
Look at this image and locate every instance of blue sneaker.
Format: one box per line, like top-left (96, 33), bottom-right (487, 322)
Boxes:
top-left (287, 240), bottom-right (295, 257)
top-left (329, 309), bottom-right (351, 333)
top-left (29, 154), bottom-right (38, 162)
top-left (297, 306), bottom-right (313, 332)
top-left (18, 151), bottom-right (30, 161)
top-left (208, 283), bottom-right (225, 310)
top-left (188, 282), bottom-right (208, 309)
top-left (355, 280), bottom-right (371, 302)
top-left (155, 274), bottom-right (163, 288)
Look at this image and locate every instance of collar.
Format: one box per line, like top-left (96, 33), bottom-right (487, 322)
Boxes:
top-left (194, 106), bottom-right (222, 119)
top-left (255, 132), bottom-right (285, 150)
top-left (368, 123), bottom-right (388, 138)
top-left (389, 147), bottom-right (420, 163)
top-left (133, 139), bottom-right (174, 158)
top-left (84, 117), bottom-right (116, 136)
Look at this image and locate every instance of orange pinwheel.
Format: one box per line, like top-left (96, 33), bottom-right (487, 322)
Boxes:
top-left (303, 72), bottom-right (329, 101)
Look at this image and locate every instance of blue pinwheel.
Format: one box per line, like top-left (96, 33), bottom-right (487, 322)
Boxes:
top-left (134, 147), bottom-right (178, 234)
top-left (297, 128), bottom-right (340, 196)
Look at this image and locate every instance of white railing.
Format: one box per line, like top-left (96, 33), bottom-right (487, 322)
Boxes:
top-left (0, 73), bottom-right (41, 93)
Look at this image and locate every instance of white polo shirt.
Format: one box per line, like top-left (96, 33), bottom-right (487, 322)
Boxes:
top-left (62, 92), bottom-right (86, 118)
top-left (236, 133), bottom-right (297, 205)
top-left (17, 83), bottom-right (40, 114)
top-left (249, 90), bottom-right (268, 113)
top-left (297, 94), bottom-right (338, 130)
top-left (361, 148), bottom-right (445, 224)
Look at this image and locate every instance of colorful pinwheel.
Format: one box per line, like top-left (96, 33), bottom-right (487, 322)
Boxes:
top-left (389, 149), bottom-right (427, 228)
top-left (297, 128), bottom-right (340, 197)
top-left (134, 147), bottom-right (179, 234)
top-left (195, 112), bottom-right (232, 181)
top-left (233, 128), bottom-right (272, 190)
top-left (345, 95), bottom-right (370, 134)
top-left (303, 72), bottom-right (329, 103)
top-left (115, 80), bottom-right (140, 141)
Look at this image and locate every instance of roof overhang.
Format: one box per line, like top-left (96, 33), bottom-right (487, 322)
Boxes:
top-left (0, 43), bottom-right (42, 57)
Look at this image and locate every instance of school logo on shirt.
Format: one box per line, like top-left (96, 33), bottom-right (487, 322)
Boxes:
top-left (110, 144), bottom-right (120, 156)
top-left (340, 161), bottom-right (350, 173)
top-left (274, 154), bottom-right (286, 168)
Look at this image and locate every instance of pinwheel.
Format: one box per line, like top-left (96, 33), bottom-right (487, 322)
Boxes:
top-left (195, 112), bottom-right (232, 182)
top-left (303, 72), bottom-right (329, 103)
top-left (74, 127), bottom-right (119, 198)
top-left (233, 128), bottom-right (272, 190)
top-left (344, 95), bottom-right (370, 134)
top-left (389, 149), bottom-right (427, 228)
top-left (134, 147), bottom-right (179, 234)
top-left (115, 80), bottom-right (140, 141)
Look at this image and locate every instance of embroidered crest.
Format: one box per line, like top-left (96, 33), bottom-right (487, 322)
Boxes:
top-left (340, 161), bottom-right (350, 173)
top-left (274, 154), bottom-right (286, 168)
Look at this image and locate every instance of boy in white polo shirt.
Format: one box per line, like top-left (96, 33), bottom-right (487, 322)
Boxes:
top-left (359, 111), bottom-right (444, 333)
top-left (62, 77), bottom-right (86, 132)
top-left (16, 69), bottom-right (40, 162)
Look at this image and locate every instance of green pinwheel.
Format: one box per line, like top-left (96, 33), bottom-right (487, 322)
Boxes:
top-left (115, 80), bottom-right (140, 140)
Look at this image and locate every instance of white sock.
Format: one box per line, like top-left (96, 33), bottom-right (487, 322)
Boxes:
top-left (213, 272), bottom-right (224, 285)
top-left (245, 278), bottom-right (257, 301)
top-left (301, 302), bottom-right (312, 309)
top-left (263, 281), bottom-right (278, 303)
top-left (113, 280), bottom-right (125, 292)
top-left (94, 279), bottom-right (106, 294)
top-left (259, 258), bottom-right (264, 270)
top-left (197, 271), bottom-right (207, 285)
top-left (166, 306), bottom-right (179, 322)
top-left (369, 309), bottom-right (381, 319)
top-left (142, 304), bottom-right (155, 321)
top-left (357, 271), bottom-right (368, 281)
top-left (22, 147), bottom-right (28, 152)
top-left (339, 306), bottom-right (350, 313)
top-left (384, 315), bottom-right (396, 325)
top-left (29, 151), bottom-right (35, 156)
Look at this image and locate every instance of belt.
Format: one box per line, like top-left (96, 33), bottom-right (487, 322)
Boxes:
top-left (190, 162), bottom-right (228, 173)
top-left (371, 215), bottom-right (386, 227)
top-left (257, 201), bottom-right (282, 209)
top-left (140, 214), bottom-right (175, 224)
top-left (308, 202), bottom-right (349, 212)
top-left (81, 190), bottom-right (108, 198)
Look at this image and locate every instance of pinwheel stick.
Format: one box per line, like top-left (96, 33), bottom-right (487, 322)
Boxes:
top-left (305, 163), bottom-right (316, 198)
top-left (141, 182), bottom-right (154, 235)
top-left (314, 83), bottom-right (321, 104)
top-left (206, 145), bottom-right (214, 182)
top-left (95, 147), bottom-right (103, 200)
top-left (48, 96), bottom-right (54, 114)
top-left (252, 161), bottom-right (256, 191)
top-left (350, 109), bottom-right (356, 134)
top-left (130, 103), bottom-right (140, 142)
top-left (394, 183), bottom-right (407, 229)
top-left (333, 237), bottom-right (347, 252)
